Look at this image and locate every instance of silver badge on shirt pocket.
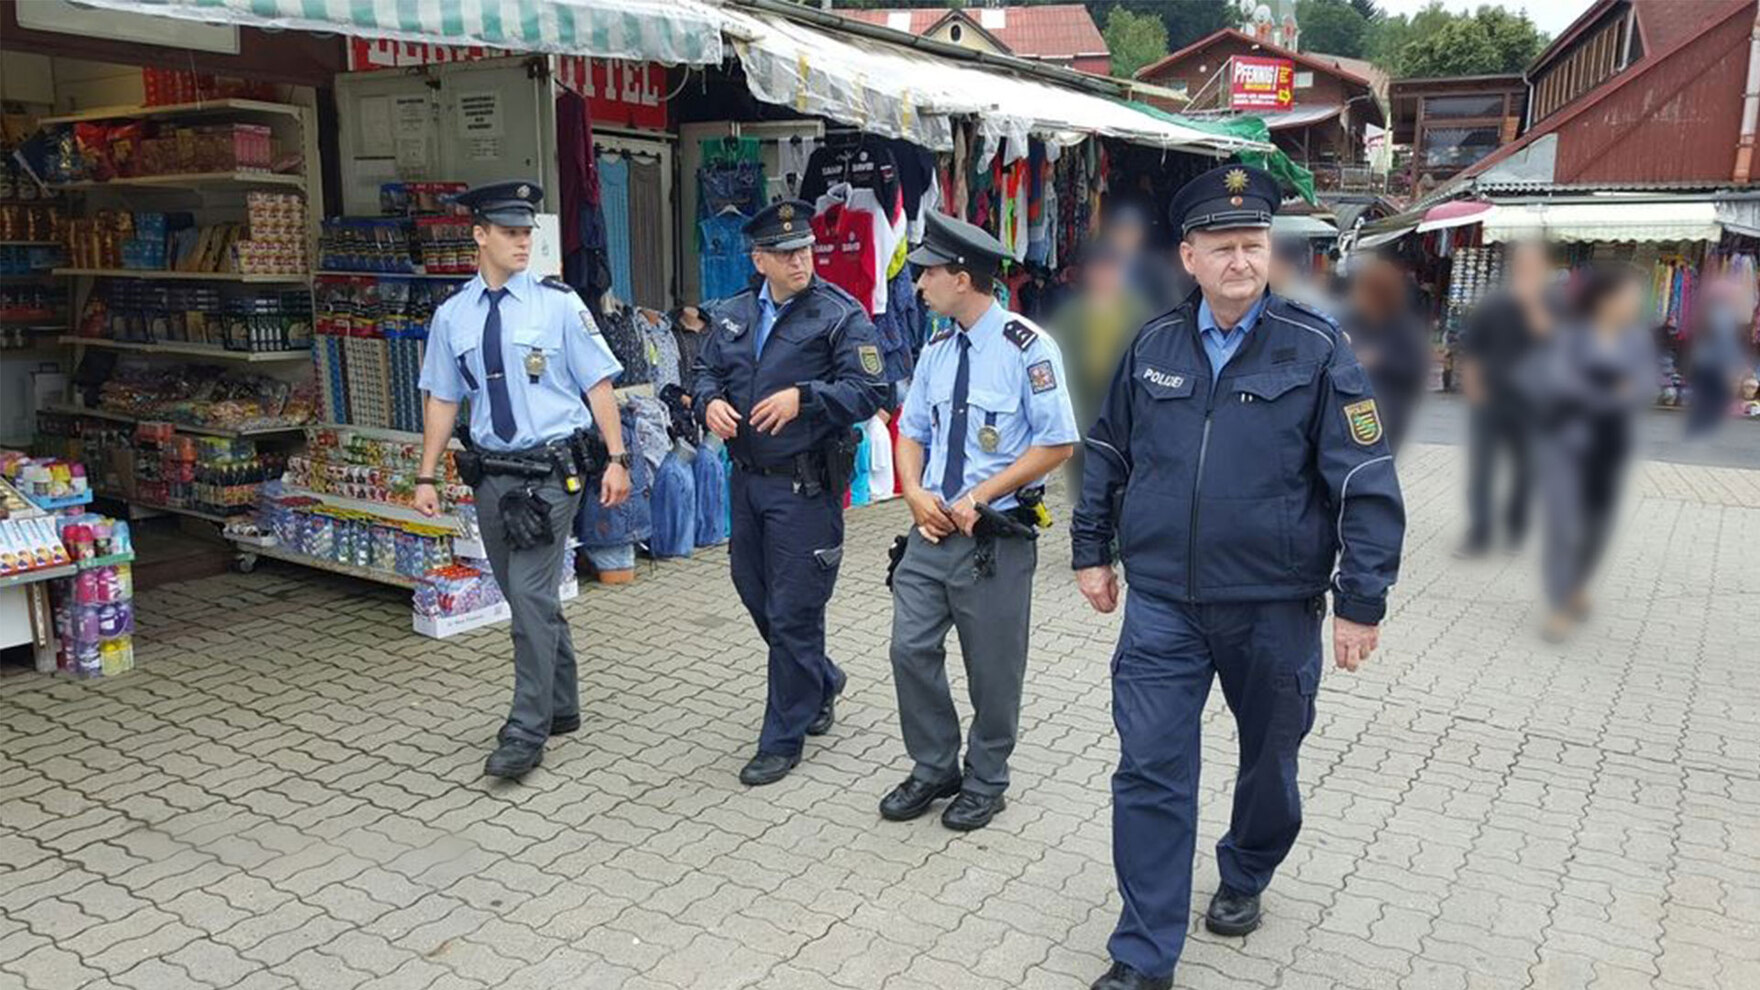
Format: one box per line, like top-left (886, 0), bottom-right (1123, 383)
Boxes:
top-left (524, 348), bottom-right (548, 380)
top-left (978, 424), bottom-right (1001, 453)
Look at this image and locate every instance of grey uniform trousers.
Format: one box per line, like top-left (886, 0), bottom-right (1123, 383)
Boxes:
top-left (474, 473), bottom-right (584, 745)
top-left (889, 527), bottom-right (1037, 797)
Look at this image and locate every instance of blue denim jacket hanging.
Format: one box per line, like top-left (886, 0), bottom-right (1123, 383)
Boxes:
top-left (649, 445), bottom-right (698, 558)
top-left (693, 436), bottom-right (729, 547)
top-left (575, 415), bottom-right (653, 549)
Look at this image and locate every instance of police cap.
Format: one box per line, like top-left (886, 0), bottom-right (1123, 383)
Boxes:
top-left (907, 210), bottom-right (1008, 276)
top-left (454, 180), bottom-right (543, 228)
top-left (1168, 164), bottom-right (1281, 237)
top-left (744, 199), bottom-right (816, 251)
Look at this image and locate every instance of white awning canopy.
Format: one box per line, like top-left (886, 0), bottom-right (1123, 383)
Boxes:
top-left (1481, 201), bottom-right (1722, 243)
top-left (719, 7), bottom-right (1273, 155)
top-left (1272, 214), bottom-right (1337, 238)
top-left (64, 0), bottom-right (726, 65)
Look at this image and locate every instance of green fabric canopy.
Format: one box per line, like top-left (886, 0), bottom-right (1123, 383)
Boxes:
top-left (1120, 102), bottom-right (1319, 206)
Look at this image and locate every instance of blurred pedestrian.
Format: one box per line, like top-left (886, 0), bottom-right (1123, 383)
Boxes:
top-left (1342, 256), bottom-right (1430, 452)
top-left (1529, 263), bottom-right (1655, 642)
top-left (1270, 236), bottom-right (1335, 317)
top-left (1456, 240), bottom-right (1552, 558)
top-left (1047, 240), bottom-right (1151, 495)
top-left (1686, 275), bottom-right (1754, 438)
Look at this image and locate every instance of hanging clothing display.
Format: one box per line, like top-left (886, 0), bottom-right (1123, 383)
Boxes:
top-left (576, 416), bottom-right (653, 550)
top-left (650, 445), bottom-right (697, 559)
top-left (799, 138), bottom-right (901, 212)
top-left (779, 135), bottom-right (817, 199)
top-left (598, 154), bottom-right (634, 305)
top-left (872, 268), bottom-right (922, 379)
top-left (863, 415), bottom-right (895, 502)
top-left (693, 435), bottom-right (730, 547)
top-left (699, 208), bottom-right (756, 301)
top-left (599, 306), bottom-right (653, 386)
top-left (637, 309), bottom-right (682, 390)
top-left (814, 182), bottom-right (901, 316)
top-left (629, 157), bottom-right (666, 309)
top-left (699, 137), bottom-right (765, 217)
top-left (810, 198), bottom-right (879, 317)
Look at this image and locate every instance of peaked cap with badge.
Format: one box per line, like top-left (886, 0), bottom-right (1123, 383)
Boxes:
top-left (1167, 163), bottom-right (1282, 237)
top-left (453, 180), bottom-right (544, 228)
top-left (907, 210), bottom-right (1009, 277)
top-left (744, 199), bottom-right (817, 251)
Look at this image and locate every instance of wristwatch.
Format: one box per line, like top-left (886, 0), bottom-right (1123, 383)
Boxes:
top-left (415, 477), bottom-right (439, 487)
top-left (607, 453), bottom-right (632, 469)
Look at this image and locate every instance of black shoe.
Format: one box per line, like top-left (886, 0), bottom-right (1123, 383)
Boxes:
top-left (941, 790), bottom-right (1006, 832)
top-left (484, 738), bottom-right (544, 780)
top-left (806, 673), bottom-right (846, 737)
top-left (879, 775), bottom-right (962, 821)
top-left (1090, 961), bottom-right (1172, 990)
top-left (550, 713), bottom-right (581, 736)
top-left (1204, 885), bottom-right (1262, 936)
top-left (738, 751), bottom-right (800, 787)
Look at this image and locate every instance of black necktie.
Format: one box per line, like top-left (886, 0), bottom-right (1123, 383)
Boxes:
top-left (482, 287), bottom-right (516, 443)
top-left (942, 333), bottom-right (971, 501)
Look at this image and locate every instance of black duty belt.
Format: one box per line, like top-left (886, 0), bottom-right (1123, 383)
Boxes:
top-left (732, 459), bottom-right (795, 477)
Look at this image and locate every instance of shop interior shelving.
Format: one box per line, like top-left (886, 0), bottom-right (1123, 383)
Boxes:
top-left (55, 337), bottom-right (310, 362)
top-left (44, 97), bottom-right (321, 532)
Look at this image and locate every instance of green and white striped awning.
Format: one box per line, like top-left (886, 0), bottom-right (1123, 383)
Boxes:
top-left (66, 0), bottom-right (725, 65)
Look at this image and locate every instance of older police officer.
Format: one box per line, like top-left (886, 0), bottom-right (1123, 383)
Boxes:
top-left (1072, 165), bottom-right (1405, 990)
top-left (693, 200), bottom-right (887, 787)
top-left (414, 180), bottom-right (632, 781)
top-left (882, 211), bottom-right (1077, 832)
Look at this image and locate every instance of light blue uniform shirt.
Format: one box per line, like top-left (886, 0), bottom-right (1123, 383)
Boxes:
top-left (1197, 293), bottom-right (1269, 375)
top-left (898, 302), bottom-right (1079, 510)
top-left (753, 281), bottom-right (794, 358)
top-left (418, 269), bottom-right (623, 452)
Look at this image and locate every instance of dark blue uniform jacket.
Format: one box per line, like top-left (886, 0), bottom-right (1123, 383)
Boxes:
top-left (693, 278), bottom-right (887, 469)
top-left (1071, 289), bottom-right (1406, 624)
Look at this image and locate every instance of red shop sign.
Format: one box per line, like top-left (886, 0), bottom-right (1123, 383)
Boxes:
top-left (1230, 56), bottom-right (1294, 111)
top-left (347, 41), bottom-right (669, 132)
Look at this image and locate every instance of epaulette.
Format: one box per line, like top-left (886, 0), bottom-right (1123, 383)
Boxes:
top-left (1283, 296), bottom-right (1341, 333)
top-left (1002, 319), bottom-right (1038, 351)
top-left (927, 325), bottom-right (955, 346)
top-left (540, 275), bottom-right (575, 292)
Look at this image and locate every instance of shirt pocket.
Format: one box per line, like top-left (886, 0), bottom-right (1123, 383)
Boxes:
top-left (448, 324), bottom-right (484, 395)
top-left (967, 386), bottom-right (1024, 454)
top-left (511, 322), bottom-right (569, 391)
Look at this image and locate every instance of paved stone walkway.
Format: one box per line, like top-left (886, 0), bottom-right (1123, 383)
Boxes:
top-left (3, 442), bottom-right (1758, 990)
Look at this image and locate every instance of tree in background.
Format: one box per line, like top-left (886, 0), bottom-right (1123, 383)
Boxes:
top-left (1088, 0), bottom-right (1241, 54)
top-left (1392, 4), bottom-right (1545, 76)
top-left (1296, 0), bottom-right (1369, 57)
top-left (1364, 2), bottom-right (1546, 77)
top-left (1103, 7), bottom-right (1169, 78)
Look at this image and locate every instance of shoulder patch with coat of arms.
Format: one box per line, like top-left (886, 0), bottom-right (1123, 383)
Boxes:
top-left (857, 344), bottom-right (882, 377)
top-left (578, 309), bottom-right (601, 336)
top-left (1343, 398), bottom-right (1383, 446)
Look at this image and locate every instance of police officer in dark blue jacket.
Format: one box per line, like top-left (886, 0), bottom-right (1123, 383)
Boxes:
top-left (693, 199), bottom-right (888, 787)
top-left (1072, 165), bottom-right (1406, 990)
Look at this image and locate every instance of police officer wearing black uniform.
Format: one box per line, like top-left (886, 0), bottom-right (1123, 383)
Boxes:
top-left (1071, 165), bottom-right (1406, 990)
top-left (415, 181), bottom-right (632, 781)
top-left (693, 199), bottom-right (888, 786)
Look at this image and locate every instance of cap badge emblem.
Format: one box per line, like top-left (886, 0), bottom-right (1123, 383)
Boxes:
top-left (782, 221), bottom-right (793, 232)
top-left (517, 184), bottom-right (530, 198)
top-left (778, 204), bottom-right (795, 221)
top-left (1230, 196), bottom-right (1243, 206)
top-left (1224, 169), bottom-right (1250, 194)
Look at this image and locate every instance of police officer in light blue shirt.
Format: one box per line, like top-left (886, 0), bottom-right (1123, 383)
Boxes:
top-left (414, 180), bottom-right (632, 781)
top-left (880, 210), bottom-right (1078, 833)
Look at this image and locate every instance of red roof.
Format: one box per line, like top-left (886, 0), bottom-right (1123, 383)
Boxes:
top-left (1132, 28), bottom-right (1373, 89)
top-left (844, 4), bottom-right (1109, 60)
top-left (1459, 0), bottom-right (1752, 183)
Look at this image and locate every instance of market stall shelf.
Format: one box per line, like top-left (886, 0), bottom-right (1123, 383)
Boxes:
top-left (52, 269), bottom-right (312, 283)
top-left (50, 172), bottom-right (305, 192)
top-left (57, 337), bottom-right (311, 362)
top-left (94, 493), bottom-right (231, 525)
top-left (313, 271), bottom-right (469, 280)
top-left (278, 485), bottom-right (464, 532)
top-left (413, 581), bottom-right (580, 639)
top-left (0, 564), bottom-right (77, 591)
top-left (229, 539), bottom-right (420, 589)
top-left (0, 241), bottom-right (62, 247)
top-left (39, 98), bottom-right (308, 126)
top-left (43, 404), bottom-right (309, 439)
top-left (26, 491), bottom-right (93, 512)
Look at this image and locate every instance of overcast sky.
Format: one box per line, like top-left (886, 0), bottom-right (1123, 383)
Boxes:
top-left (1374, 0), bottom-right (1596, 37)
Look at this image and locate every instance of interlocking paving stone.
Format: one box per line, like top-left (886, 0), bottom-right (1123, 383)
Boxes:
top-left (1, 443), bottom-right (1757, 987)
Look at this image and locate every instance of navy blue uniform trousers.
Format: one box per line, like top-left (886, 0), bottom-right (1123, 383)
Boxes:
top-left (1109, 590), bottom-right (1323, 978)
top-left (729, 469), bottom-right (845, 758)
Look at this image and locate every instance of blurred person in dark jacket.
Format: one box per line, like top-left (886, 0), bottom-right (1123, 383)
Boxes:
top-left (1686, 275), bottom-right (1754, 438)
top-left (1269, 236), bottom-right (1336, 318)
top-left (1342, 256), bottom-right (1430, 452)
top-left (1455, 240), bottom-right (1553, 558)
top-left (1527, 263), bottom-right (1656, 642)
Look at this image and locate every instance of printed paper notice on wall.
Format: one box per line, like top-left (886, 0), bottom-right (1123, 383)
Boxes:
top-left (531, 214), bottom-right (562, 278)
top-left (458, 91), bottom-right (502, 138)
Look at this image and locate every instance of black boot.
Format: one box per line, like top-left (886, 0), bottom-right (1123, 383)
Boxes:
top-left (940, 790), bottom-right (1006, 832)
top-left (806, 670), bottom-right (845, 736)
top-left (739, 751), bottom-right (800, 786)
top-left (1090, 961), bottom-right (1172, 990)
top-left (1204, 884), bottom-right (1263, 936)
top-left (484, 738), bottom-right (544, 780)
top-left (550, 713), bottom-right (581, 736)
